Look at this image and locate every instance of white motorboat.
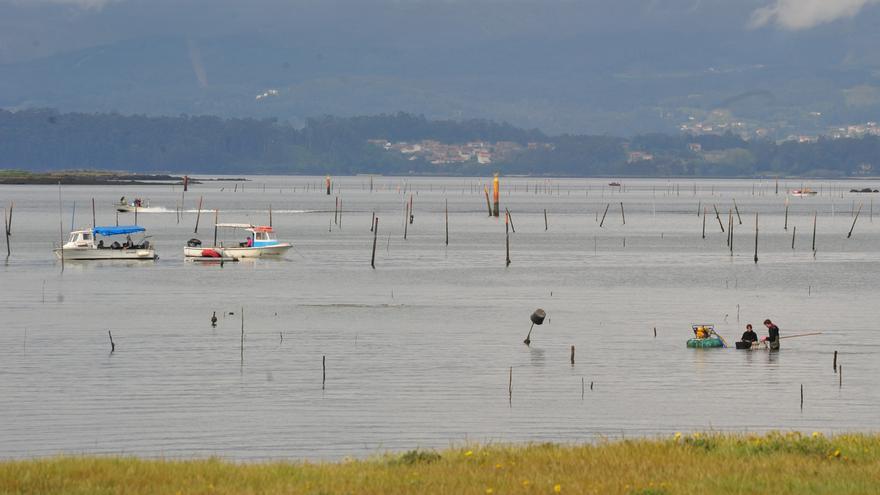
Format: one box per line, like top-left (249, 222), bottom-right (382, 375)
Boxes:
top-left (55, 225), bottom-right (157, 260)
top-left (116, 198), bottom-right (166, 213)
top-left (789, 187), bottom-right (818, 197)
top-left (184, 223), bottom-right (292, 258)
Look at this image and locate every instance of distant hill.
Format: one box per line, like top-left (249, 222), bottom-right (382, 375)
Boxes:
top-left (1, 28), bottom-right (879, 138)
top-left (1, 109), bottom-right (878, 177)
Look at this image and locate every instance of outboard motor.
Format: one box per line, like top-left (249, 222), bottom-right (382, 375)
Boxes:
top-left (187, 238), bottom-right (202, 248)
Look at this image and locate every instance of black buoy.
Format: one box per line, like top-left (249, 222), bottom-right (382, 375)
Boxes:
top-left (211, 311), bottom-right (217, 327)
top-left (523, 309), bottom-right (546, 345)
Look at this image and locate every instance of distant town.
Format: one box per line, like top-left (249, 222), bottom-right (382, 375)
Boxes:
top-left (368, 139), bottom-right (555, 165)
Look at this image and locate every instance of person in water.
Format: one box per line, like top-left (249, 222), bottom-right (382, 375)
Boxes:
top-left (741, 324), bottom-right (758, 344)
top-left (761, 319), bottom-right (780, 350)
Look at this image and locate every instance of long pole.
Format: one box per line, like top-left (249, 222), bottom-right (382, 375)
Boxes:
top-left (784, 203), bottom-right (789, 231)
top-left (811, 211), bottom-right (817, 253)
top-left (269, 204), bottom-right (273, 228)
top-left (733, 198), bottom-right (742, 224)
top-left (91, 198), bottom-right (95, 229)
top-left (599, 203), bottom-right (609, 227)
top-left (847, 203), bottom-right (862, 238)
top-left (4, 208), bottom-right (9, 257)
top-left (713, 204), bottom-right (725, 232)
top-left (544, 208), bottom-right (548, 231)
top-left (213, 209), bottom-right (219, 247)
top-left (371, 217), bottom-right (378, 269)
top-left (753, 212), bottom-right (759, 264)
top-left (194, 196), bottom-right (203, 233)
top-left (702, 207), bottom-right (706, 239)
top-left (445, 199), bottom-right (449, 245)
top-left (620, 202), bottom-right (625, 225)
top-left (505, 211), bottom-right (510, 266)
top-left (58, 182), bottom-right (64, 272)
top-left (5, 201), bottom-right (12, 235)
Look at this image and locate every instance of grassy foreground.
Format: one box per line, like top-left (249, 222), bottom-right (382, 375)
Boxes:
top-left (1, 432), bottom-right (879, 495)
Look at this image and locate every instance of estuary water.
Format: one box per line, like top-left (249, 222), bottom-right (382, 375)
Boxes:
top-left (1, 176), bottom-right (879, 460)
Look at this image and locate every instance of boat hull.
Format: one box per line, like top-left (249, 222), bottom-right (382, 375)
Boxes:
top-left (219, 243), bottom-right (292, 258)
top-left (55, 247), bottom-right (157, 260)
top-left (116, 206), bottom-right (166, 213)
top-left (686, 337), bottom-right (724, 348)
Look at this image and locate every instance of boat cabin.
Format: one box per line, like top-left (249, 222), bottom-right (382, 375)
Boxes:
top-left (249, 226), bottom-right (280, 247)
top-left (65, 230), bottom-right (95, 248)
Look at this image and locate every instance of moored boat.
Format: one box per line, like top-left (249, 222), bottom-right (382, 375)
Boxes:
top-left (184, 224), bottom-right (292, 258)
top-left (687, 324), bottom-right (725, 348)
top-left (789, 188), bottom-right (818, 197)
top-left (54, 225), bottom-right (157, 260)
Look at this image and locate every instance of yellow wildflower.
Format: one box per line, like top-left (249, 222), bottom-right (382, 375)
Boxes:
top-left (486, 488), bottom-right (494, 494)
top-left (812, 432), bottom-right (821, 438)
top-left (464, 450), bottom-right (473, 457)
top-left (673, 432), bottom-right (682, 441)
top-left (522, 480), bottom-right (530, 486)
top-left (554, 483), bottom-right (562, 493)
top-left (495, 463), bottom-right (503, 469)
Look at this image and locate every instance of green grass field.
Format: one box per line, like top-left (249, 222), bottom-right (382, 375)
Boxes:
top-left (2, 432), bottom-right (878, 494)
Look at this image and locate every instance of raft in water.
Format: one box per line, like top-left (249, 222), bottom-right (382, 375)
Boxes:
top-left (686, 337), bottom-right (724, 348)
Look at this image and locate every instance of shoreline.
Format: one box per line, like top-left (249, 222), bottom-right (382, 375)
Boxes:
top-left (1, 433), bottom-right (878, 494)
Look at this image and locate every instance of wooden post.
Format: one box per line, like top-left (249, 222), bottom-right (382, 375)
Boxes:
top-left (800, 384), bottom-right (803, 410)
top-left (839, 365), bottom-right (842, 388)
top-left (733, 198), bottom-right (742, 224)
top-left (408, 194), bottom-right (413, 224)
top-left (240, 307), bottom-right (244, 366)
top-left (784, 204), bottom-right (789, 231)
top-left (371, 217), bottom-right (378, 269)
top-left (599, 203), bottom-right (609, 227)
top-left (370, 211), bottom-right (375, 232)
top-left (833, 350), bottom-right (838, 373)
top-left (325, 176), bottom-right (331, 195)
top-left (5, 201), bottom-right (11, 236)
top-left (91, 198), bottom-right (95, 229)
top-left (505, 208), bottom-right (515, 233)
top-left (213, 209), bottom-right (219, 247)
top-left (544, 209), bottom-right (548, 231)
top-left (620, 202), bottom-right (625, 225)
top-left (753, 212), bottom-right (759, 264)
top-left (268, 204), bottom-right (273, 228)
top-left (323, 355), bottom-right (326, 390)
top-left (339, 199), bottom-right (342, 229)
top-left (847, 203), bottom-right (862, 238)
top-left (653, 327), bottom-right (657, 337)
top-left (811, 211), bottom-right (817, 253)
top-left (713, 204), bottom-right (725, 232)
top-left (701, 207), bottom-right (706, 239)
top-left (134, 205), bottom-right (138, 225)
top-left (403, 201), bottom-right (409, 240)
top-left (445, 200), bottom-right (449, 245)
top-left (194, 196), bottom-right (203, 233)
top-left (508, 366), bottom-right (512, 404)
top-left (697, 201), bottom-right (701, 216)
top-left (3, 207), bottom-right (9, 257)
top-left (505, 211), bottom-right (510, 266)
top-left (492, 174), bottom-right (500, 217)
top-left (791, 226), bottom-right (796, 249)
top-left (334, 196), bottom-right (339, 225)
top-left (58, 182), bottom-right (64, 272)
top-left (570, 345), bottom-right (575, 365)
top-left (108, 330), bottom-right (115, 353)
top-left (484, 187), bottom-right (492, 216)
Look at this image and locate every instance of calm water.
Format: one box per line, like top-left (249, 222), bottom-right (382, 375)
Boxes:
top-left (1, 177), bottom-right (878, 460)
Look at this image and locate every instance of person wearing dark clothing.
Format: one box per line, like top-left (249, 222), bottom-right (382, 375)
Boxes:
top-left (741, 324), bottom-right (758, 343)
top-left (761, 319), bottom-right (780, 351)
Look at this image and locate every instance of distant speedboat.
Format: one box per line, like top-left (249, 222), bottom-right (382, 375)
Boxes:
top-left (184, 224), bottom-right (292, 259)
top-left (54, 225), bottom-right (157, 260)
top-left (116, 198), bottom-right (165, 213)
top-left (789, 188), bottom-right (818, 197)
top-left (608, 182), bottom-right (622, 187)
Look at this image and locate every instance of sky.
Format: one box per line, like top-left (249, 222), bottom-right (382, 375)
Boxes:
top-left (2, 0), bottom-right (879, 64)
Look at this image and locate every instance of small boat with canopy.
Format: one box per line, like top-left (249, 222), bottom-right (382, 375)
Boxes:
top-left (184, 223), bottom-right (292, 259)
top-left (55, 225), bottom-right (157, 260)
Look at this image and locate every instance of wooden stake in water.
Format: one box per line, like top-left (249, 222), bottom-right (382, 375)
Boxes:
top-left (194, 196), bottom-right (203, 233)
top-left (505, 211), bottom-right (511, 266)
top-left (620, 202), bottom-right (625, 225)
top-left (800, 384), bottom-right (803, 410)
top-left (493, 174), bottom-right (500, 217)
top-left (508, 367), bottom-right (512, 405)
top-left (4, 207), bottom-right (10, 257)
top-left (108, 330), bottom-right (115, 353)
top-left (240, 307), bottom-right (245, 366)
top-left (713, 204), bottom-right (725, 232)
top-left (334, 196), bottom-right (339, 225)
top-left (544, 209), bottom-right (548, 231)
top-left (323, 355), bottom-right (326, 390)
top-left (58, 182), bottom-right (64, 272)
top-left (403, 201), bottom-right (409, 240)
top-left (784, 203), bottom-right (789, 231)
top-left (753, 212), bottom-right (759, 264)
top-left (371, 217), bottom-right (378, 269)
top-left (847, 203), bottom-right (862, 238)
top-left (445, 200), bottom-right (449, 245)
top-left (600, 203), bottom-right (610, 228)
top-left (792, 226), bottom-right (796, 249)
top-left (484, 187), bottom-right (492, 216)
top-left (268, 204), bottom-right (273, 228)
top-left (702, 207), bottom-right (707, 239)
top-left (506, 208), bottom-right (516, 233)
top-left (811, 211), bottom-right (817, 253)
top-left (570, 345), bottom-right (575, 365)
top-left (213, 209), bottom-right (219, 247)
top-left (833, 350), bottom-right (838, 373)
top-left (733, 198), bottom-right (742, 224)
top-left (370, 211), bottom-right (375, 232)
top-left (91, 198), bottom-right (95, 229)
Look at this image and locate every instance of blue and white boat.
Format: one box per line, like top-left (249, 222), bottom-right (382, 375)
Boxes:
top-left (55, 225), bottom-right (157, 260)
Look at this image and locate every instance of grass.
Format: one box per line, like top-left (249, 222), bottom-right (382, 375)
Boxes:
top-left (1, 432), bottom-right (879, 494)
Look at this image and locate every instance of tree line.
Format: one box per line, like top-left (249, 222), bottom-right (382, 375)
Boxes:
top-left (0, 108), bottom-right (877, 177)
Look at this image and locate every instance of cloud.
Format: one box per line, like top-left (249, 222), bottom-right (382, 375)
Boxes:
top-left (749, 0), bottom-right (880, 30)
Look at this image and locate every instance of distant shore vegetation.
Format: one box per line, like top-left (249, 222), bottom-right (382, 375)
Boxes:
top-left (1, 432), bottom-right (879, 494)
top-left (1, 108), bottom-right (878, 178)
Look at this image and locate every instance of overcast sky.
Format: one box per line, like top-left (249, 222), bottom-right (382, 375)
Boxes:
top-left (2, 0), bottom-right (879, 64)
